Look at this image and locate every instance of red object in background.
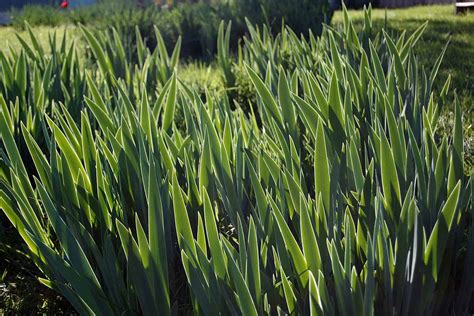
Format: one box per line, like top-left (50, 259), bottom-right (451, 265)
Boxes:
top-left (60, 0), bottom-right (69, 9)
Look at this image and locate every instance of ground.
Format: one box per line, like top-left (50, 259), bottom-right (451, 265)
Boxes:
top-left (0, 4), bottom-right (473, 313)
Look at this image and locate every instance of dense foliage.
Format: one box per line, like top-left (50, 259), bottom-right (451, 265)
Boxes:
top-left (233, 0), bottom-right (335, 35)
top-left (0, 6), bottom-right (472, 315)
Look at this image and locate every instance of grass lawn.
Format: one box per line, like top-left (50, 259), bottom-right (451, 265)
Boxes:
top-left (0, 25), bottom-right (78, 54)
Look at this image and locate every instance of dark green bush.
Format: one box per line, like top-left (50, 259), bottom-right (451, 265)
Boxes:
top-left (10, 5), bottom-right (67, 29)
top-left (98, 5), bottom-right (164, 61)
top-left (175, 3), bottom-right (223, 58)
top-left (68, 2), bottom-right (126, 25)
top-left (234, 0), bottom-right (335, 35)
top-left (89, 3), bottom-right (221, 61)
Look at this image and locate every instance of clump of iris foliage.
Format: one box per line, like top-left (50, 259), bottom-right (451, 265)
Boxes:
top-left (0, 6), bottom-right (472, 315)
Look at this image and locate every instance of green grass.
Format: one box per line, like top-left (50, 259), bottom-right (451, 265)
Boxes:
top-left (0, 25), bottom-right (78, 54)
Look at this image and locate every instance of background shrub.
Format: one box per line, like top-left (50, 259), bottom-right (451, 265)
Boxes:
top-left (10, 5), bottom-right (67, 29)
top-left (233, 0), bottom-right (335, 35)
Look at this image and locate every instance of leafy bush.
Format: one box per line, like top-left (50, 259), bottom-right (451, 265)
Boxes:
top-left (67, 1), bottom-right (131, 25)
top-left (0, 7), bottom-right (472, 315)
top-left (233, 0), bottom-right (335, 35)
top-left (10, 5), bottom-right (67, 29)
top-left (179, 61), bottom-right (225, 98)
